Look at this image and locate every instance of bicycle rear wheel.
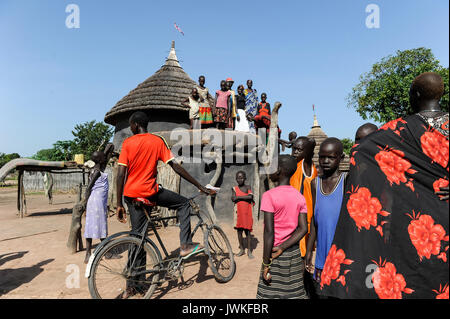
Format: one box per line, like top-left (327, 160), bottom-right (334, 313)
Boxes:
top-left (88, 236), bottom-right (161, 299)
top-left (204, 225), bottom-right (236, 283)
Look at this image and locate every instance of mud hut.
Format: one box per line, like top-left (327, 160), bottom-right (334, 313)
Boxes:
top-left (104, 41), bottom-right (272, 223)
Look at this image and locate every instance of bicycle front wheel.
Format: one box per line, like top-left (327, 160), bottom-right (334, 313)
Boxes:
top-left (204, 225), bottom-right (236, 283)
top-left (88, 236), bottom-right (161, 299)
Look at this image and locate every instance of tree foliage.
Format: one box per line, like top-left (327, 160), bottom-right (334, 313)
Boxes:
top-left (348, 48), bottom-right (449, 123)
top-left (32, 121), bottom-right (113, 162)
top-left (71, 121), bottom-right (113, 159)
top-left (0, 153), bottom-right (21, 168)
top-left (341, 138), bottom-right (354, 156)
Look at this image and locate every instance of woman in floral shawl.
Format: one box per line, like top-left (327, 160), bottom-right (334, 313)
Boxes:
top-left (320, 72), bottom-right (449, 299)
top-left (244, 79), bottom-right (259, 133)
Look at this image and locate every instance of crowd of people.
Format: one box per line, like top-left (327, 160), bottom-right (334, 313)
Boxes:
top-left (80, 71), bottom-right (448, 299)
top-left (182, 76), bottom-right (275, 135)
top-left (255, 71), bottom-right (448, 299)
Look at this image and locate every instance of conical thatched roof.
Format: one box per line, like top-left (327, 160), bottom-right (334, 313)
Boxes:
top-left (104, 41), bottom-right (196, 125)
top-left (308, 115), bottom-right (328, 166)
top-left (307, 114), bottom-right (350, 172)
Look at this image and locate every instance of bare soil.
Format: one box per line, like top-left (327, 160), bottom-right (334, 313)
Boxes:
top-left (0, 187), bottom-right (263, 299)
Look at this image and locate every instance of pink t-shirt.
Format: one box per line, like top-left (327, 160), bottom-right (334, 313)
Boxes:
top-left (216, 90), bottom-right (231, 108)
top-left (260, 185), bottom-right (307, 247)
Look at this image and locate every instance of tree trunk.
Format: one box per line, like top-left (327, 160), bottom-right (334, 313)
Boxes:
top-left (67, 202), bottom-right (84, 254)
top-left (17, 170), bottom-right (27, 218)
top-left (263, 101), bottom-right (282, 190)
top-left (204, 149), bottom-right (223, 224)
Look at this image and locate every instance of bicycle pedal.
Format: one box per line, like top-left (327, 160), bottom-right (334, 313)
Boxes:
top-left (181, 247), bottom-right (204, 260)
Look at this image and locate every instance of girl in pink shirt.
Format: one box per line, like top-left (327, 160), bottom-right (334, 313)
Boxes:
top-left (214, 80), bottom-right (231, 129)
top-left (256, 155), bottom-right (309, 299)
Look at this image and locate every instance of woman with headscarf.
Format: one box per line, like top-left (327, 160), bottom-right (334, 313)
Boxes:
top-left (244, 79), bottom-right (259, 133)
top-left (318, 72), bottom-right (449, 299)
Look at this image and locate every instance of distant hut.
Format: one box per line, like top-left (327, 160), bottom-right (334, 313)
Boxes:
top-left (307, 114), bottom-right (350, 172)
top-left (104, 41), bottom-right (268, 223)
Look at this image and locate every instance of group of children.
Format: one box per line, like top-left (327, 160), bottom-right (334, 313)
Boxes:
top-left (251, 123), bottom-right (378, 299)
top-left (183, 76), bottom-right (276, 134)
top-left (79, 107), bottom-right (377, 300)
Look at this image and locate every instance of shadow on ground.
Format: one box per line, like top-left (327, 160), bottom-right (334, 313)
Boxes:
top-left (0, 251), bottom-right (28, 267)
top-left (27, 208), bottom-right (73, 217)
top-left (0, 258), bottom-right (54, 296)
top-left (152, 248), bottom-right (215, 299)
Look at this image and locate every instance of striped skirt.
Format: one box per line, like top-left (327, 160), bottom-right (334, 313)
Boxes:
top-left (256, 245), bottom-right (308, 299)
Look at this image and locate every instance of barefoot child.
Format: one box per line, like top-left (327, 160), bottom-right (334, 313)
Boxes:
top-left (305, 138), bottom-right (346, 298)
top-left (82, 143), bottom-right (114, 263)
top-left (182, 88), bottom-right (203, 129)
top-left (256, 155), bottom-right (309, 299)
top-left (231, 171), bottom-right (254, 259)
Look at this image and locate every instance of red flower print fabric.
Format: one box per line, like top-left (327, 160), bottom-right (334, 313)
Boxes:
top-left (433, 284), bottom-right (449, 299)
top-left (375, 146), bottom-right (417, 191)
top-left (346, 186), bottom-right (390, 236)
top-left (320, 114), bottom-right (449, 299)
top-left (372, 258), bottom-right (414, 299)
top-left (320, 245), bottom-right (353, 289)
top-left (421, 127), bottom-right (449, 168)
top-left (406, 211), bottom-right (449, 262)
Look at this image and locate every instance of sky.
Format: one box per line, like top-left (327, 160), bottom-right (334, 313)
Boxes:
top-left (0, 0), bottom-right (448, 157)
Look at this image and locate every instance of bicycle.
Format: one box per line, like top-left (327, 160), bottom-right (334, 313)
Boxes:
top-left (85, 192), bottom-right (236, 299)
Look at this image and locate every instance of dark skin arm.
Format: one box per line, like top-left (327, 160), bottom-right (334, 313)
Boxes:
top-left (81, 169), bottom-right (101, 209)
top-left (181, 97), bottom-right (190, 108)
top-left (116, 165), bottom-right (127, 223)
top-left (115, 161), bottom-right (213, 223)
top-left (262, 211), bottom-right (275, 284)
top-left (262, 210), bottom-right (308, 284)
top-left (305, 179), bottom-right (317, 273)
top-left (231, 188), bottom-right (254, 203)
top-left (436, 186), bottom-right (449, 201)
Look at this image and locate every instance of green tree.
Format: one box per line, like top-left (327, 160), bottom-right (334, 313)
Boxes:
top-left (348, 48), bottom-right (449, 123)
top-left (32, 120), bottom-right (113, 162)
top-left (71, 120), bottom-right (113, 159)
top-left (341, 138), bottom-right (354, 156)
top-left (0, 153), bottom-right (21, 168)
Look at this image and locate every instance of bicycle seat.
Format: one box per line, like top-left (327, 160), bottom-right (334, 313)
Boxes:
top-left (132, 197), bottom-right (157, 207)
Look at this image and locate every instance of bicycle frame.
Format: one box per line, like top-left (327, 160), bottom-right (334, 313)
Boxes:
top-left (128, 208), bottom-right (207, 278)
top-left (86, 204), bottom-right (208, 279)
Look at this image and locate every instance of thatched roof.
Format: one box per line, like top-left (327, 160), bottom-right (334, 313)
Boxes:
top-left (104, 41), bottom-right (196, 125)
top-left (307, 115), bottom-right (350, 172)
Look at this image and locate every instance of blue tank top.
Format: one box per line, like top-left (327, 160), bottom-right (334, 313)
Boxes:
top-left (314, 173), bottom-right (346, 270)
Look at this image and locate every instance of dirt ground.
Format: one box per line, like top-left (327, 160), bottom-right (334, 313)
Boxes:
top-left (0, 187), bottom-right (265, 299)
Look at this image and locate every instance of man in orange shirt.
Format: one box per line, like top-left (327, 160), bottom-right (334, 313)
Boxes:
top-left (116, 112), bottom-right (214, 296)
top-left (290, 137), bottom-right (318, 257)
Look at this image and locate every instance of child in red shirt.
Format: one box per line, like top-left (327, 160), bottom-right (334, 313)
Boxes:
top-left (231, 171), bottom-right (254, 259)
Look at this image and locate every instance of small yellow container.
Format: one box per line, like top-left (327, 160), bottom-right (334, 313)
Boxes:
top-left (74, 154), bottom-right (85, 165)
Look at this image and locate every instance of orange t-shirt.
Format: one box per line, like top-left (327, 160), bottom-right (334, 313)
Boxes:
top-left (290, 159), bottom-right (318, 256)
top-left (118, 133), bottom-right (174, 198)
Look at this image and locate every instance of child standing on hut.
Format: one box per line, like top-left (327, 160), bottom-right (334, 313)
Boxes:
top-left (196, 75), bottom-right (214, 128)
top-left (257, 155), bottom-right (308, 299)
top-left (214, 80), bottom-right (232, 130)
top-left (82, 143), bottom-right (114, 264)
top-left (305, 138), bottom-right (346, 298)
top-left (253, 93), bottom-right (271, 131)
top-left (182, 88), bottom-right (203, 129)
top-left (234, 85), bottom-right (251, 132)
top-left (231, 171), bottom-right (254, 259)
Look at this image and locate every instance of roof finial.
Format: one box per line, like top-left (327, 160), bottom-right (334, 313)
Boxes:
top-left (165, 41), bottom-right (181, 67)
top-left (313, 114), bottom-right (320, 128)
